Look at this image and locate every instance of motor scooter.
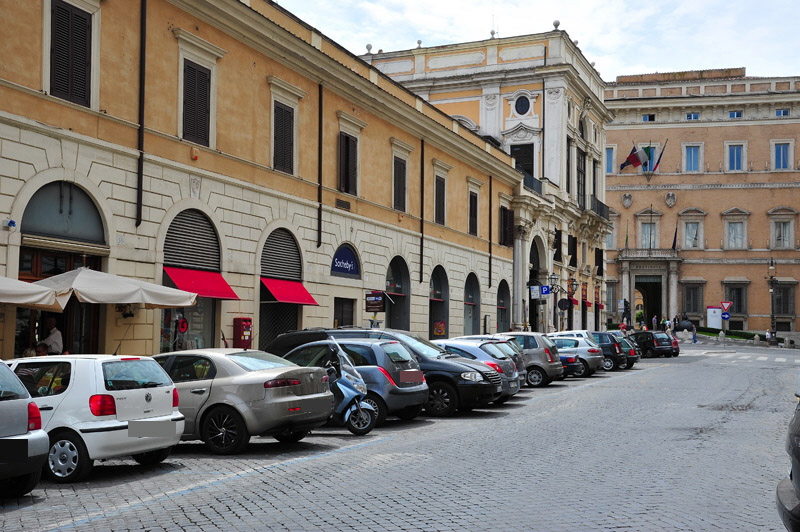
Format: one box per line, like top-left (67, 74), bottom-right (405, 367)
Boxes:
top-left (325, 339), bottom-right (377, 435)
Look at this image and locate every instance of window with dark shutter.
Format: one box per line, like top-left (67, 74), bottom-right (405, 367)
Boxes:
top-left (577, 148), bottom-right (586, 209)
top-left (511, 144), bottom-right (534, 178)
top-left (434, 176), bottom-right (446, 225)
top-left (499, 206), bottom-right (514, 247)
top-left (568, 235), bottom-right (578, 267)
top-left (393, 157), bottom-right (406, 212)
top-left (595, 248), bottom-right (604, 277)
top-left (565, 137), bottom-right (572, 193)
top-left (273, 101), bottom-right (294, 174)
top-left (51, 0), bottom-right (91, 107)
top-left (468, 191), bottom-right (478, 236)
top-left (183, 59), bottom-right (211, 146)
top-left (553, 229), bottom-right (562, 263)
top-left (338, 132), bottom-right (358, 195)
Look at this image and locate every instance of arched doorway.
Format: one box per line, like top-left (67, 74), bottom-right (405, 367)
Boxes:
top-left (385, 257), bottom-right (410, 330)
top-left (464, 273), bottom-right (480, 335)
top-left (429, 265), bottom-right (449, 339)
top-left (528, 239), bottom-right (544, 331)
top-left (16, 181), bottom-right (105, 356)
top-left (497, 280), bottom-right (511, 333)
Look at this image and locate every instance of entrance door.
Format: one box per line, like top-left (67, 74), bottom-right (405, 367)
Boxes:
top-left (333, 298), bottom-right (354, 328)
top-left (636, 275), bottom-right (663, 329)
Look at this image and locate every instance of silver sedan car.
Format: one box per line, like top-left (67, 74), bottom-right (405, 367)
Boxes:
top-left (548, 336), bottom-right (604, 377)
top-left (154, 349), bottom-right (334, 454)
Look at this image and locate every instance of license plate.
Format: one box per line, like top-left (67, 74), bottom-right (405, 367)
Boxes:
top-left (399, 369), bottom-right (423, 383)
top-left (509, 381), bottom-right (518, 389)
top-left (128, 419), bottom-right (176, 438)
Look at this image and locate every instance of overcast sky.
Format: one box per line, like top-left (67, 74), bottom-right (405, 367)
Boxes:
top-left (274, 0), bottom-right (800, 82)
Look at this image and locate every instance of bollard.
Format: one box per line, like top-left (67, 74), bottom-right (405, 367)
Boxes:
top-left (754, 334), bottom-right (760, 345)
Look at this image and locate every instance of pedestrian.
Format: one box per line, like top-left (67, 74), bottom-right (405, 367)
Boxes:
top-left (661, 317), bottom-right (667, 331)
top-left (766, 329), bottom-right (771, 347)
top-left (652, 314), bottom-right (657, 331)
top-left (42, 316), bottom-right (63, 355)
top-left (691, 324), bottom-right (698, 344)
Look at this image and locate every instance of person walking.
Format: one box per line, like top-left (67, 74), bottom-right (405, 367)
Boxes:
top-left (652, 314), bottom-right (658, 331)
top-left (766, 329), bottom-right (772, 347)
top-left (692, 324), bottom-right (698, 344)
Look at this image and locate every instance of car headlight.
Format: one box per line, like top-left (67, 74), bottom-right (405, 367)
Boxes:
top-left (355, 383), bottom-right (367, 394)
top-left (461, 371), bottom-right (484, 382)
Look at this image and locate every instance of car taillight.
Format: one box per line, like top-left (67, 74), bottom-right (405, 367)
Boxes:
top-left (27, 401), bottom-right (42, 431)
top-left (483, 361), bottom-right (504, 373)
top-left (629, 349), bottom-right (635, 356)
top-left (321, 375), bottom-right (329, 383)
top-left (89, 394), bottom-right (117, 416)
top-left (264, 378), bottom-right (302, 388)
top-left (587, 348), bottom-right (601, 354)
top-left (544, 348), bottom-right (555, 362)
top-left (615, 343), bottom-right (622, 354)
top-left (377, 367), bottom-right (398, 386)
top-left (172, 388), bottom-right (180, 408)
top-left (565, 357), bottom-right (576, 363)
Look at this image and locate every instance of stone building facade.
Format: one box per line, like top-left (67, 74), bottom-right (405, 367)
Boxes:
top-left (604, 69), bottom-right (800, 338)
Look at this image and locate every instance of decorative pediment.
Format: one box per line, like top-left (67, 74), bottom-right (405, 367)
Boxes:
top-left (767, 206), bottom-right (798, 216)
top-left (635, 207), bottom-right (662, 218)
top-left (721, 207), bottom-right (750, 217)
top-left (501, 123), bottom-right (540, 142)
top-left (452, 115), bottom-right (479, 132)
top-left (678, 208), bottom-right (707, 217)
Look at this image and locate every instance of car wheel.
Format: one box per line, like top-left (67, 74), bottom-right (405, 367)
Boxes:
top-left (525, 367), bottom-right (549, 388)
top-left (132, 447), bottom-right (173, 466)
top-left (573, 360), bottom-right (590, 378)
top-left (363, 392), bottom-right (388, 427)
top-left (626, 361), bottom-right (636, 369)
top-left (646, 348), bottom-right (656, 358)
top-left (273, 430), bottom-right (309, 443)
top-left (395, 404), bottom-right (423, 421)
top-left (425, 382), bottom-right (459, 417)
top-left (344, 406), bottom-right (376, 435)
top-left (602, 357), bottom-right (615, 371)
top-left (201, 406), bottom-right (250, 455)
top-left (46, 430), bottom-right (93, 483)
top-left (0, 469), bottom-right (42, 497)
top-left (493, 395), bottom-right (510, 405)
top-left (664, 352), bottom-right (673, 358)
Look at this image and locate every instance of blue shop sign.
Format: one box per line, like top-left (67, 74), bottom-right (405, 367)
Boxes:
top-left (331, 245), bottom-right (360, 278)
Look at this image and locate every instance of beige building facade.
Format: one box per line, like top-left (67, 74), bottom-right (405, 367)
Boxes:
top-left (0, 0), bottom-right (542, 358)
top-left (363, 23), bottom-right (613, 333)
top-left (604, 69), bottom-right (800, 339)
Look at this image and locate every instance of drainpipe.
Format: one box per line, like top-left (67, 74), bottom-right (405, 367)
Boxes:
top-left (135, 0), bottom-right (147, 227)
top-left (419, 140), bottom-right (425, 283)
top-left (317, 84), bottom-right (323, 247)
top-left (489, 176), bottom-right (493, 287)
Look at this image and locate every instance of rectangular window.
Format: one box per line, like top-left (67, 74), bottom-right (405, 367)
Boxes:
top-left (686, 112), bottom-right (699, 120)
top-left (51, 0), bottom-right (92, 107)
top-left (683, 285), bottom-right (704, 314)
top-left (725, 285), bottom-right (747, 314)
top-left (777, 108), bottom-right (790, 117)
top-left (775, 143), bottom-right (790, 170)
top-left (393, 157), bottom-right (406, 212)
top-left (434, 176), bottom-right (445, 225)
top-left (642, 114), bottom-right (656, 122)
top-left (685, 146), bottom-right (699, 172)
top-left (273, 101), bottom-right (294, 174)
top-left (641, 223), bottom-right (655, 248)
top-left (605, 283), bottom-right (617, 312)
top-left (775, 221), bottom-right (791, 248)
top-left (468, 191), bottom-right (478, 236)
top-left (595, 248), bottom-right (604, 277)
top-left (338, 132), bottom-right (358, 195)
top-left (729, 110), bottom-right (742, 118)
top-left (183, 59), bottom-right (211, 146)
top-left (499, 206), bottom-right (514, 247)
top-left (684, 222), bottom-right (700, 248)
top-left (576, 148), bottom-right (586, 210)
top-left (511, 144), bottom-right (534, 178)
top-left (775, 285), bottom-right (794, 315)
top-left (727, 221), bottom-right (744, 248)
top-left (728, 144), bottom-right (743, 171)
top-left (565, 138), bottom-right (571, 193)
top-left (568, 235), bottom-right (578, 268)
top-left (605, 147), bottom-right (614, 174)
top-left (553, 229), bottom-right (562, 263)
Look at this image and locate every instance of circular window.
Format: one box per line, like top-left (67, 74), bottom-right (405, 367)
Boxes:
top-left (515, 96), bottom-right (530, 115)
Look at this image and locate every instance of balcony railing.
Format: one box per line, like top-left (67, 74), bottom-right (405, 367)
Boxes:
top-left (591, 195), bottom-right (609, 220)
top-left (522, 171), bottom-right (543, 195)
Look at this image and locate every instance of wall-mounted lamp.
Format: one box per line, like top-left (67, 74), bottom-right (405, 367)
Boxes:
top-left (115, 304), bottom-right (135, 318)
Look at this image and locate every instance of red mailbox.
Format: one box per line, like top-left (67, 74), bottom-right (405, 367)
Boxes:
top-left (232, 317), bottom-right (252, 348)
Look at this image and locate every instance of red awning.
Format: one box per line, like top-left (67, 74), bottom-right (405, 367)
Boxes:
top-left (163, 267), bottom-right (239, 300)
top-left (583, 300), bottom-right (592, 308)
top-left (261, 277), bottom-right (319, 306)
top-left (569, 297), bottom-right (578, 305)
top-left (596, 303), bottom-right (605, 309)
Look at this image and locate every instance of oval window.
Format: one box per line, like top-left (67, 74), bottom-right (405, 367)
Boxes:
top-left (515, 97), bottom-right (530, 115)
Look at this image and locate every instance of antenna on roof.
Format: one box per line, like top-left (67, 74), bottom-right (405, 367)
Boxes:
top-left (112, 325), bottom-right (132, 356)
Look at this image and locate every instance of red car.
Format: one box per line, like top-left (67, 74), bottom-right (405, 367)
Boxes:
top-left (671, 336), bottom-right (680, 356)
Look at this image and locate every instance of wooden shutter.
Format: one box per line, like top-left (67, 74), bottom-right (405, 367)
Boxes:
top-left (435, 176), bottom-right (445, 225)
top-left (51, 0), bottom-right (91, 107)
top-left (553, 230), bottom-right (562, 262)
top-left (595, 248), bottom-right (604, 276)
top-left (273, 102), bottom-right (293, 174)
top-left (338, 132), bottom-right (357, 194)
top-left (393, 157), bottom-right (406, 211)
top-left (500, 207), bottom-right (514, 246)
top-left (468, 192), bottom-right (478, 235)
top-left (183, 60), bottom-right (211, 146)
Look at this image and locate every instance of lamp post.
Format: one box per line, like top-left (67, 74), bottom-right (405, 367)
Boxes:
top-left (548, 274), bottom-right (579, 332)
top-left (766, 258), bottom-right (778, 346)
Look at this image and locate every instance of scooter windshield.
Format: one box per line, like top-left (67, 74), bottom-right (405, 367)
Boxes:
top-left (337, 351), bottom-right (363, 380)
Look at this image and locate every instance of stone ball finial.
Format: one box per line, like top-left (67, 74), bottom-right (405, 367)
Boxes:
top-left (417, 40), bottom-right (422, 48)
top-left (366, 44), bottom-right (372, 53)
top-left (490, 29), bottom-right (496, 38)
top-left (553, 20), bottom-right (560, 29)
top-left (574, 40), bottom-right (579, 46)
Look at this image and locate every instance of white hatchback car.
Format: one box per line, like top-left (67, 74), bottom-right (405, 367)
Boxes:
top-left (9, 355), bottom-right (184, 483)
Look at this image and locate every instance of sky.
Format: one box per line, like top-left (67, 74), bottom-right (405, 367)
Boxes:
top-left (273, 0), bottom-right (800, 82)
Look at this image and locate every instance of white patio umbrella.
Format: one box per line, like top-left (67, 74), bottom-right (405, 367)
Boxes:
top-left (0, 276), bottom-right (70, 311)
top-left (34, 267), bottom-right (197, 308)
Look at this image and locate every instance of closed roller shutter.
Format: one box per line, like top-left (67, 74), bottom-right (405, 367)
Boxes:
top-left (164, 209), bottom-right (220, 271)
top-left (261, 228), bottom-right (301, 280)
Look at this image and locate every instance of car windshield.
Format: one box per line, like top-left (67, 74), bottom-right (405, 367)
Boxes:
top-left (103, 359), bottom-right (172, 390)
top-left (541, 335), bottom-right (556, 349)
top-left (381, 342), bottom-right (414, 363)
top-left (480, 342), bottom-right (509, 359)
top-left (653, 333), bottom-right (670, 340)
top-left (0, 365), bottom-right (28, 401)
top-left (228, 351), bottom-right (297, 371)
top-left (555, 338), bottom-right (578, 348)
top-left (584, 337), bottom-right (600, 347)
top-left (388, 332), bottom-right (449, 360)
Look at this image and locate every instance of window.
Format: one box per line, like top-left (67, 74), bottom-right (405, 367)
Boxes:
top-left (338, 132), bottom-right (358, 195)
top-left (683, 285), bottom-right (704, 314)
top-left (642, 114), bottom-right (656, 122)
top-left (393, 157), bottom-right (406, 212)
top-left (605, 147), bottom-right (615, 175)
top-left (641, 223), bottom-right (656, 248)
top-left (684, 222), bottom-right (700, 248)
top-left (434, 176), bottom-right (446, 225)
top-left (725, 285), bottom-right (747, 314)
top-left (50, 0), bottom-right (93, 107)
top-left (774, 221), bottom-right (792, 249)
top-left (729, 110), bottom-right (743, 118)
top-left (686, 112), bottom-right (699, 120)
top-left (777, 108), bottom-right (790, 117)
top-left (568, 235), bottom-right (578, 268)
top-left (727, 143), bottom-right (744, 171)
top-left (553, 229), bottom-right (562, 263)
top-left (576, 148), bottom-right (586, 209)
top-left (774, 142), bottom-right (792, 170)
top-left (605, 283), bottom-right (617, 313)
top-left (511, 144), bottom-right (534, 178)
top-left (775, 284), bottom-right (795, 315)
top-left (268, 76), bottom-right (305, 176)
top-left (468, 191), bottom-right (478, 236)
top-left (727, 221), bottom-right (744, 248)
top-left (515, 96), bottom-right (530, 115)
top-left (685, 145), bottom-right (700, 172)
top-left (499, 206), bottom-right (514, 247)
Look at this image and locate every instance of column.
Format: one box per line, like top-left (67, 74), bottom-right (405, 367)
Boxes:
top-left (512, 220), bottom-right (532, 331)
top-left (668, 261), bottom-right (678, 321)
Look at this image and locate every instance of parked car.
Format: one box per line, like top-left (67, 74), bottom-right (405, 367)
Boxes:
top-left (617, 336), bottom-right (642, 369)
top-left (433, 338), bottom-right (520, 404)
top-left (551, 331), bottom-right (627, 371)
top-left (9, 355), bottom-right (184, 483)
top-left (557, 351), bottom-right (583, 378)
top-left (499, 331), bottom-right (564, 387)
top-left (0, 362), bottom-right (49, 497)
top-left (266, 328), bottom-right (503, 417)
top-left (283, 338), bottom-right (428, 426)
top-left (628, 331), bottom-right (675, 358)
top-left (777, 386), bottom-right (800, 531)
top-left (154, 349), bottom-right (333, 453)
top-left (454, 334), bottom-right (527, 387)
top-left (548, 336), bottom-right (604, 378)
top-left (671, 336), bottom-right (681, 356)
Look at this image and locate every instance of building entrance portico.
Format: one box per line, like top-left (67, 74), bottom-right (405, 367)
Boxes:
top-left (618, 249), bottom-right (681, 329)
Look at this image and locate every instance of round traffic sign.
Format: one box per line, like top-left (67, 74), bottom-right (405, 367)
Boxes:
top-left (178, 318), bottom-right (189, 332)
top-left (721, 312), bottom-right (730, 320)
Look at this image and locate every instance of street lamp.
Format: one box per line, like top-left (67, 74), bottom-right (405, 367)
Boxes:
top-left (548, 275), bottom-right (580, 331)
top-left (766, 258), bottom-right (778, 345)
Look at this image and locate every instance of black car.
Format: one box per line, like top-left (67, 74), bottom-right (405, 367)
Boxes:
top-left (617, 336), bottom-right (642, 369)
top-left (777, 399), bottom-right (800, 531)
top-left (590, 331), bottom-right (628, 371)
top-left (629, 331), bottom-right (675, 358)
top-left (266, 328), bottom-right (503, 417)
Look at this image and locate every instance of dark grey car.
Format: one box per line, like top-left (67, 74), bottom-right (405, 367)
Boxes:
top-left (501, 332), bottom-right (565, 387)
top-left (433, 339), bottom-right (520, 404)
top-left (284, 338), bottom-right (429, 426)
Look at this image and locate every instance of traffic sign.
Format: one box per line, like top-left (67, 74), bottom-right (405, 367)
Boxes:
top-left (720, 301), bottom-right (733, 312)
top-left (540, 285), bottom-right (551, 296)
top-left (721, 312), bottom-right (730, 320)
